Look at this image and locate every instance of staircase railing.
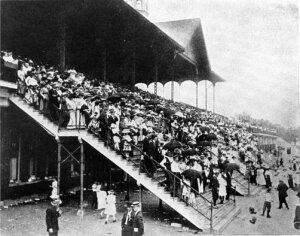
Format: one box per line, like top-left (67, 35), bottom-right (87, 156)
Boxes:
top-left (92, 125), bottom-right (214, 232)
top-left (50, 104), bottom-right (86, 132)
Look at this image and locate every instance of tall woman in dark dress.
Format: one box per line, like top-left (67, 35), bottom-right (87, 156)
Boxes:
top-left (59, 97), bottom-right (70, 128)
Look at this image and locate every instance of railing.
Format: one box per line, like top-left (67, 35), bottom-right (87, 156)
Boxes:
top-left (207, 149), bottom-right (248, 196)
top-left (92, 125), bottom-right (214, 232)
top-left (52, 104), bottom-right (86, 132)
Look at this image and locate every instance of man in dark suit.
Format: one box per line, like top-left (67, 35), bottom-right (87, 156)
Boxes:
top-left (132, 202), bottom-right (144, 236)
top-left (46, 199), bottom-right (62, 236)
top-left (121, 202), bottom-right (133, 236)
top-left (277, 180), bottom-right (289, 209)
top-left (225, 170), bottom-right (232, 200)
top-left (212, 172), bottom-right (220, 207)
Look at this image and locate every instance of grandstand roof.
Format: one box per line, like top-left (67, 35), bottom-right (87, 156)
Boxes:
top-left (156, 18), bottom-right (225, 84)
top-left (1, 0), bottom-right (224, 85)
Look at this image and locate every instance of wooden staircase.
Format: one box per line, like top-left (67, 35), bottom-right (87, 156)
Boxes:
top-left (8, 95), bottom-right (241, 233)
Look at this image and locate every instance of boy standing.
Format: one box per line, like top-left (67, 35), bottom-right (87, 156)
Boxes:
top-left (261, 188), bottom-right (272, 218)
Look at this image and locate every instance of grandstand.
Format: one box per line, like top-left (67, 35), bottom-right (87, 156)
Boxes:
top-left (0, 0), bottom-right (280, 233)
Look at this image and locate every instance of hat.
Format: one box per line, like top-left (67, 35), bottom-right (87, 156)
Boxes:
top-left (125, 201), bottom-right (132, 207)
top-left (51, 198), bottom-right (62, 206)
top-left (132, 201), bottom-right (140, 206)
top-left (122, 129), bottom-right (131, 134)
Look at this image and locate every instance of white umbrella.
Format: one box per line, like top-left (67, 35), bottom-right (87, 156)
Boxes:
top-left (175, 111), bottom-right (185, 118)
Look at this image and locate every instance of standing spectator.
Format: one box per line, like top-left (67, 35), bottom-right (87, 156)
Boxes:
top-left (46, 199), bottom-right (62, 236)
top-left (256, 167), bottom-right (266, 186)
top-left (225, 170), bottom-right (232, 200)
top-left (277, 180), bottom-right (289, 210)
top-left (250, 165), bottom-right (257, 185)
top-left (261, 188), bottom-right (272, 218)
top-left (91, 181), bottom-right (98, 209)
top-left (96, 183), bottom-right (107, 218)
top-left (294, 200), bottom-right (300, 229)
top-left (121, 202), bottom-right (133, 236)
top-left (50, 178), bottom-right (58, 200)
top-left (105, 190), bottom-right (117, 224)
top-left (218, 173), bottom-right (227, 204)
top-left (288, 170), bottom-right (294, 189)
top-left (265, 168), bottom-right (272, 188)
top-left (212, 172), bottom-right (220, 207)
top-left (132, 202), bottom-right (144, 236)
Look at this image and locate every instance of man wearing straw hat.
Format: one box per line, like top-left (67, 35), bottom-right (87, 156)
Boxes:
top-left (132, 202), bottom-right (144, 236)
top-left (46, 198), bottom-right (62, 236)
top-left (121, 202), bottom-right (133, 236)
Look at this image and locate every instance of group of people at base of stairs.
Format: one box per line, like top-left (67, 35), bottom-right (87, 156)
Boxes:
top-left (90, 182), bottom-right (117, 224)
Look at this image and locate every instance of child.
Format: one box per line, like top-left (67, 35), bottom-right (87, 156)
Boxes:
top-left (96, 183), bottom-right (107, 218)
top-left (261, 188), bottom-right (272, 218)
top-left (105, 190), bottom-right (117, 224)
top-left (182, 176), bottom-right (191, 204)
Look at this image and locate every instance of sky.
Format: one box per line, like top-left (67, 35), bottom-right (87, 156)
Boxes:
top-left (137, 0), bottom-right (299, 128)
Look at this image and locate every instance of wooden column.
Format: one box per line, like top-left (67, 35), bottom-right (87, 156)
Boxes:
top-left (79, 137), bottom-right (84, 219)
top-left (56, 136), bottom-right (61, 197)
top-left (139, 184), bottom-right (142, 212)
top-left (17, 135), bottom-right (21, 182)
top-left (196, 81), bottom-right (199, 108)
top-left (154, 59), bottom-right (158, 96)
top-left (213, 83), bottom-right (216, 113)
top-left (178, 84), bottom-right (180, 102)
top-left (102, 47), bottom-right (107, 82)
top-left (132, 50), bottom-right (136, 86)
top-left (59, 5), bottom-right (66, 73)
top-left (205, 80), bottom-right (208, 110)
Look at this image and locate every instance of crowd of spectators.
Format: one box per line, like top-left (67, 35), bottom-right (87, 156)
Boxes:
top-left (3, 51), bottom-right (297, 210)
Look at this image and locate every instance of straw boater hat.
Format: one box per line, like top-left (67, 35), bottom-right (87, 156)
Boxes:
top-left (131, 201), bottom-right (140, 207)
top-left (51, 198), bottom-right (62, 206)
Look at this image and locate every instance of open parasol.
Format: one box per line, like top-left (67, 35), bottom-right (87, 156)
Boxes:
top-left (225, 163), bottom-right (240, 172)
top-left (163, 140), bottom-right (184, 151)
top-left (107, 94), bottom-right (122, 103)
top-left (182, 169), bottom-right (203, 182)
top-left (174, 111), bottom-right (185, 118)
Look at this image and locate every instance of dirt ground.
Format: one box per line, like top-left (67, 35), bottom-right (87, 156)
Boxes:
top-left (1, 146), bottom-right (300, 236)
top-left (1, 185), bottom-right (300, 236)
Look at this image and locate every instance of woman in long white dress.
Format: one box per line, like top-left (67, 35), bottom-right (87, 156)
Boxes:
top-left (256, 168), bottom-right (266, 186)
top-left (50, 178), bottom-right (58, 199)
top-left (96, 183), bottom-right (107, 218)
top-left (218, 174), bottom-right (227, 204)
top-left (105, 190), bottom-right (116, 224)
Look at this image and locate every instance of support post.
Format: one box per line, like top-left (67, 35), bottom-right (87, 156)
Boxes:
top-left (132, 49), bottom-right (136, 86)
top-left (178, 83), bottom-right (181, 102)
top-left (248, 176), bottom-right (250, 196)
top-left (102, 47), bottom-right (107, 82)
top-left (59, 5), bottom-right (66, 73)
top-left (205, 80), bottom-right (208, 110)
top-left (213, 83), bottom-right (216, 113)
top-left (56, 136), bottom-right (61, 197)
top-left (158, 199), bottom-right (163, 211)
top-left (124, 174), bottom-right (130, 201)
top-left (139, 184), bottom-right (142, 212)
top-left (196, 81), bottom-right (199, 108)
top-left (154, 60), bottom-right (158, 96)
top-left (171, 81), bottom-right (174, 102)
top-left (17, 135), bottom-right (21, 182)
top-left (79, 137), bottom-right (84, 219)
top-left (45, 154), bottom-right (49, 176)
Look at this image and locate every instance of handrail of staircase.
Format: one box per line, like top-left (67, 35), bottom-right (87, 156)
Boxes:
top-left (118, 136), bottom-right (213, 222)
top-left (52, 104), bottom-right (85, 132)
top-left (94, 124), bottom-right (213, 223)
top-left (123, 136), bottom-right (212, 200)
top-left (231, 174), bottom-right (248, 189)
